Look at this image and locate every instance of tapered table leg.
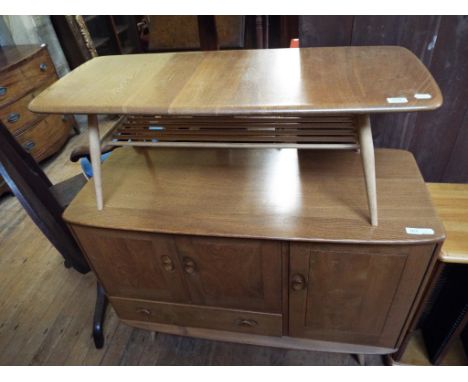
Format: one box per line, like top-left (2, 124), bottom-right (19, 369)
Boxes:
top-left (358, 114), bottom-right (378, 226)
top-left (88, 114), bottom-right (103, 210)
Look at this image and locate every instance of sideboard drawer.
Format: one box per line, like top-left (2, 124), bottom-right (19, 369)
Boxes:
top-left (111, 296), bottom-right (283, 337)
top-left (0, 48), bottom-right (55, 108)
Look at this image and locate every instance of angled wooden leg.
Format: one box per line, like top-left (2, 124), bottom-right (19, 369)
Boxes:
top-left (354, 354), bottom-right (366, 365)
top-left (358, 114), bottom-right (378, 226)
top-left (88, 114), bottom-right (103, 210)
top-left (93, 282), bottom-right (108, 349)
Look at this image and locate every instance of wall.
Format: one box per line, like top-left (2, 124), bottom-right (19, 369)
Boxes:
top-left (299, 16), bottom-right (468, 183)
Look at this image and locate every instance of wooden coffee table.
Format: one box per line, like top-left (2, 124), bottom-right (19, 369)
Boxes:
top-left (29, 46), bottom-right (442, 225)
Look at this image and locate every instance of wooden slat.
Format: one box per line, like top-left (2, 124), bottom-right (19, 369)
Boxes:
top-left (123, 123), bottom-right (356, 129)
top-left (112, 135), bottom-right (357, 143)
top-left (108, 114), bottom-right (359, 148)
top-left (110, 141), bottom-right (359, 149)
top-left (115, 127), bottom-right (357, 134)
top-left (126, 117), bottom-right (356, 123)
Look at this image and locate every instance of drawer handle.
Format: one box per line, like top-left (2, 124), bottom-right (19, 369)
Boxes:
top-left (0, 86), bottom-right (7, 97)
top-left (39, 63), bottom-right (48, 72)
top-left (237, 319), bottom-right (258, 328)
top-left (161, 255), bottom-right (175, 272)
top-left (136, 308), bottom-right (151, 316)
top-left (291, 274), bottom-right (306, 291)
top-left (23, 140), bottom-right (36, 152)
top-left (7, 112), bottom-right (20, 123)
top-left (183, 257), bottom-right (197, 274)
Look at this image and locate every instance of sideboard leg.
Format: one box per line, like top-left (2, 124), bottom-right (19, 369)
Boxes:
top-left (93, 282), bottom-right (108, 349)
top-left (354, 353), bottom-right (366, 365)
top-left (88, 114), bottom-right (103, 210)
top-left (358, 115), bottom-right (378, 226)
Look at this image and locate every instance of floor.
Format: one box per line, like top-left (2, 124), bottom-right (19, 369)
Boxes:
top-left (0, 117), bottom-right (462, 366)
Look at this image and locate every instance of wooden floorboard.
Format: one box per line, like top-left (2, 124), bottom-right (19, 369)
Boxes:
top-left (0, 116), bottom-right (390, 365)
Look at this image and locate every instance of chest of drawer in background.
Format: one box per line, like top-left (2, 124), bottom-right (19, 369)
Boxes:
top-left (0, 44), bottom-right (74, 196)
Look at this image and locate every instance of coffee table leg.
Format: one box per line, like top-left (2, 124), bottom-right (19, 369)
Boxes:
top-left (358, 114), bottom-right (378, 226)
top-left (88, 114), bottom-right (103, 210)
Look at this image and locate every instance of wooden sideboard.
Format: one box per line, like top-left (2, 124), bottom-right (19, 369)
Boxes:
top-left (64, 147), bottom-right (444, 355)
top-left (0, 44), bottom-right (74, 196)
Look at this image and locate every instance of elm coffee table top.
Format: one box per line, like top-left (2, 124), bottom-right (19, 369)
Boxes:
top-left (28, 46), bottom-right (442, 116)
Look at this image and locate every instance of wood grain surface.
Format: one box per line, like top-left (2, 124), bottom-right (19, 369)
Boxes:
top-left (63, 147), bottom-right (444, 244)
top-left (427, 183), bottom-right (468, 264)
top-left (29, 46), bottom-right (441, 116)
top-left (289, 242), bottom-right (435, 348)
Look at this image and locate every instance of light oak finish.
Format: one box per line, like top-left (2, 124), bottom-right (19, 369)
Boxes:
top-left (427, 183), bottom-right (468, 264)
top-left (65, 146), bottom-right (444, 356)
top-left (289, 243), bottom-right (434, 348)
top-left (72, 226), bottom-right (283, 313)
top-left (111, 297), bottom-right (283, 337)
top-left (0, 120), bottom-right (448, 364)
top-left (64, 147), bottom-right (445, 244)
top-left (124, 319), bottom-right (396, 355)
top-left (29, 46), bottom-right (442, 115)
top-left (28, 46), bottom-right (442, 223)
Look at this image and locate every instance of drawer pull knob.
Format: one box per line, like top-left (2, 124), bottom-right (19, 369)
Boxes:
top-left (183, 257), bottom-right (196, 274)
top-left (39, 63), bottom-right (48, 72)
top-left (136, 308), bottom-right (151, 316)
top-left (23, 140), bottom-right (36, 152)
top-left (7, 112), bottom-right (20, 123)
top-left (161, 255), bottom-right (175, 272)
top-left (237, 319), bottom-right (258, 327)
top-left (291, 274), bottom-right (306, 291)
top-left (0, 86), bottom-right (7, 96)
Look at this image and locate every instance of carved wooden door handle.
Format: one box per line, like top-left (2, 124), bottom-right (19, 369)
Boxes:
top-left (161, 255), bottom-right (175, 272)
top-left (183, 257), bottom-right (197, 274)
top-left (291, 274), bottom-right (306, 291)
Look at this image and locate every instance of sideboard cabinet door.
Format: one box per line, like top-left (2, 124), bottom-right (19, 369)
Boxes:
top-left (174, 236), bottom-right (283, 313)
top-left (289, 243), bottom-right (435, 348)
top-left (72, 226), bottom-right (191, 303)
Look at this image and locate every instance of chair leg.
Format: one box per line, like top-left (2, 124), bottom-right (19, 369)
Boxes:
top-left (93, 282), bottom-right (108, 349)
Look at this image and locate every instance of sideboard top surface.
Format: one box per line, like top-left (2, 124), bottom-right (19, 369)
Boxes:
top-left (29, 46), bottom-right (442, 116)
top-left (64, 147), bottom-right (444, 244)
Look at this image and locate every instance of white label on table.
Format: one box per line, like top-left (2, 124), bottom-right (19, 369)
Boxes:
top-left (386, 97), bottom-right (408, 104)
top-left (414, 93), bottom-right (432, 99)
top-left (405, 227), bottom-right (435, 235)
